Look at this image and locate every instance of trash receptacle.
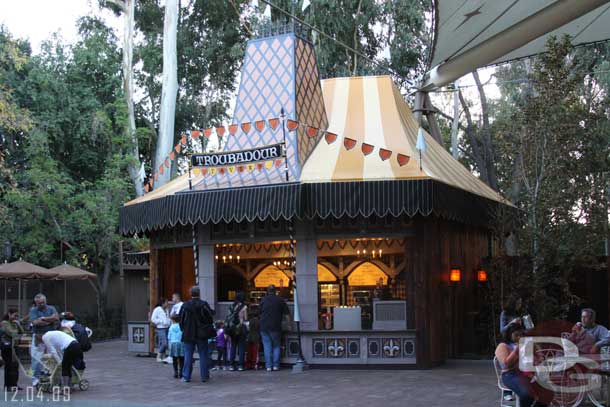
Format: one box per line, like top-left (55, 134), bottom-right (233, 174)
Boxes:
top-left (127, 321), bottom-right (149, 354)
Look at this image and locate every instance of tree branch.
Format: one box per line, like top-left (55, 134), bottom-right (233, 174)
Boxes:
top-left (104, 0), bottom-right (126, 12)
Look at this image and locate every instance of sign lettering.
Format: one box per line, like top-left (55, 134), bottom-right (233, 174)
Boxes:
top-left (191, 143), bottom-right (284, 167)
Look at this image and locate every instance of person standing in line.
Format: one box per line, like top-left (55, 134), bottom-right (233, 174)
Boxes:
top-left (179, 286), bottom-right (214, 383)
top-left (246, 307), bottom-right (261, 370)
top-left (1, 308), bottom-right (24, 390)
top-left (211, 321), bottom-right (227, 371)
top-left (226, 291), bottom-right (248, 371)
top-left (170, 293), bottom-right (183, 317)
top-left (151, 298), bottom-right (171, 363)
top-left (259, 285), bottom-right (289, 372)
top-left (168, 313), bottom-right (184, 379)
top-left (29, 293), bottom-right (59, 386)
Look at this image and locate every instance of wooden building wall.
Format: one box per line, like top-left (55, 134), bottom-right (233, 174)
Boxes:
top-left (411, 216), bottom-right (491, 367)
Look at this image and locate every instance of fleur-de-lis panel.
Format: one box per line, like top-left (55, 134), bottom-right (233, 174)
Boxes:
top-left (326, 338), bottom-right (346, 358)
top-left (382, 338), bottom-right (402, 358)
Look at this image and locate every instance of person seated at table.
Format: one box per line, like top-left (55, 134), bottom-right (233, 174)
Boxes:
top-left (568, 321), bottom-right (596, 354)
top-left (573, 308), bottom-right (610, 353)
top-left (495, 322), bottom-right (547, 407)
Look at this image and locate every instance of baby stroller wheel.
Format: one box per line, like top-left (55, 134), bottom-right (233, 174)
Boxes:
top-left (79, 379), bottom-right (89, 391)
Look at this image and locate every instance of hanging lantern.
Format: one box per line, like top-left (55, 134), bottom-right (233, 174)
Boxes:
top-left (450, 268), bottom-right (461, 283)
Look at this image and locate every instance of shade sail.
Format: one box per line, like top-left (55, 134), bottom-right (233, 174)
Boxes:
top-left (425, 0), bottom-right (610, 88)
top-left (49, 264), bottom-right (97, 280)
top-left (0, 261), bottom-right (59, 279)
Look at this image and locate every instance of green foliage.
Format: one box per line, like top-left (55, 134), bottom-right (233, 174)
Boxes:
top-left (0, 20), bottom-right (136, 324)
top-left (490, 37), bottom-right (610, 321)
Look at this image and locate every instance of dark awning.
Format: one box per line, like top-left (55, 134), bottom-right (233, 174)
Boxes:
top-left (119, 179), bottom-right (503, 235)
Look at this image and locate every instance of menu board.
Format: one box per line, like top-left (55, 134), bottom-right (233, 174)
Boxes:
top-left (347, 262), bottom-right (388, 286)
top-left (254, 265), bottom-right (290, 288)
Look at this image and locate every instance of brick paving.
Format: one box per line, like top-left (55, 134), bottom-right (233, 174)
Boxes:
top-left (3, 340), bottom-right (499, 407)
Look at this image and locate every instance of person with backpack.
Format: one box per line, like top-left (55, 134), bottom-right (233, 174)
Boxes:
top-left (60, 312), bottom-right (92, 352)
top-left (225, 291), bottom-right (248, 371)
top-left (179, 286), bottom-right (215, 383)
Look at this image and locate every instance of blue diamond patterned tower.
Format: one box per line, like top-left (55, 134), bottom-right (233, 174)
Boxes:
top-left (195, 29), bottom-right (328, 190)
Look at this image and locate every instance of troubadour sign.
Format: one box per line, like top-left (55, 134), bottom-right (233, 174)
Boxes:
top-left (191, 143), bottom-right (284, 167)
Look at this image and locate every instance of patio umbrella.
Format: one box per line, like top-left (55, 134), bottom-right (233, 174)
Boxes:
top-left (0, 260), bottom-right (59, 315)
top-left (49, 263), bottom-right (97, 310)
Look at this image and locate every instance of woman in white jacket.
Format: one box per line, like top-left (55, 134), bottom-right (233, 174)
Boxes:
top-left (150, 298), bottom-right (171, 362)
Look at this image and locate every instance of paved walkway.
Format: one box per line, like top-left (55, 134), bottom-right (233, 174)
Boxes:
top-left (3, 340), bottom-right (499, 407)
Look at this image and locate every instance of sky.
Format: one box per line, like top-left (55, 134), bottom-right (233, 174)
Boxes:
top-left (0, 0), bottom-right (120, 52)
top-left (0, 0), bottom-right (499, 128)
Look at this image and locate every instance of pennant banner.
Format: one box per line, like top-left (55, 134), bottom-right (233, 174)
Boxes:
top-left (145, 117), bottom-right (417, 193)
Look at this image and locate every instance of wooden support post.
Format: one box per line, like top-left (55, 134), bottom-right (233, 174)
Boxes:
top-left (119, 240), bottom-right (127, 339)
top-left (424, 93), bottom-right (444, 147)
top-left (148, 245), bottom-right (159, 355)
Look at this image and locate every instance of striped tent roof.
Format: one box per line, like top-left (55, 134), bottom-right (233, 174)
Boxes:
top-left (302, 75), bottom-right (506, 204)
top-left (124, 76), bottom-right (507, 208)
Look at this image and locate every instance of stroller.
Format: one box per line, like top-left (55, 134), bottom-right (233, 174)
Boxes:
top-left (32, 350), bottom-right (89, 392)
top-left (13, 324), bottom-right (92, 393)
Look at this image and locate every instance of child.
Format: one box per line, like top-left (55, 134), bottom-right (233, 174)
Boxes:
top-left (214, 321), bottom-right (227, 371)
top-left (246, 312), bottom-right (260, 370)
top-left (167, 314), bottom-right (184, 379)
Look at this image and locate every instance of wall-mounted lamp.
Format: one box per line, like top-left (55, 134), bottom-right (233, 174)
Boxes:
top-left (450, 268), bottom-right (461, 283)
top-left (477, 269), bottom-right (488, 282)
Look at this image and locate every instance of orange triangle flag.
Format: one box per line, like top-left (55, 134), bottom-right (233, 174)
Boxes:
top-left (379, 148), bottom-right (392, 161)
top-left (306, 126), bottom-right (318, 138)
top-left (241, 122), bottom-right (251, 133)
top-left (286, 120), bottom-right (299, 131)
top-left (343, 138), bottom-right (357, 150)
top-left (170, 151), bottom-right (175, 160)
top-left (397, 153), bottom-right (410, 167)
top-left (268, 118), bottom-right (279, 130)
top-left (325, 132), bottom-right (337, 144)
top-left (181, 135), bottom-right (187, 145)
top-left (216, 126), bottom-right (226, 137)
top-left (361, 143), bottom-right (374, 156)
top-left (229, 124), bottom-right (239, 135)
top-left (191, 130), bottom-right (200, 139)
top-left (255, 120), bottom-right (265, 132)
top-left (204, 128), bottom-right (213, 138)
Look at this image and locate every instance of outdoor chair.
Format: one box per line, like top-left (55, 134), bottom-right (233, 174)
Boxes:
top-left (493, 356), bottom-right (520, 407)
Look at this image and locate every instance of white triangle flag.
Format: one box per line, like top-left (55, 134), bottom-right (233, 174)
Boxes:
top-left (416, 127), bottom-right (427, 151)
top-left (251, 0), bottom-right (259, 8)
top-left (302, 0), bottom-right (311, 11)
top-left (264, 4), bottom-right (272, 18)
top-left (416, 127), bottom-right (427, 171)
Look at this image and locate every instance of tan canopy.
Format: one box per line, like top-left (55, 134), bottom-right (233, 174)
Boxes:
top-left (0, 260), bottom-right (59, 279)
top-left (49, 264), bottom-right (97, 280)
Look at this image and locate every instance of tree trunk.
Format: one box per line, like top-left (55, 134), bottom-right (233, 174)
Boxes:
top-left (114, 0), bottom-right (144, 197)
top-left (154, 0), bottom-right (179, 187)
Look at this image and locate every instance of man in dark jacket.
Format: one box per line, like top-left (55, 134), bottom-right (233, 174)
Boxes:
top-left (259, 285), bottom-right (289, 371)
top-left (179, 286), bottom-right (214, 382)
